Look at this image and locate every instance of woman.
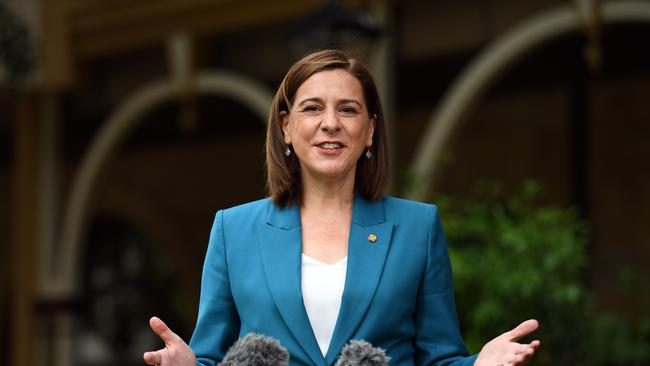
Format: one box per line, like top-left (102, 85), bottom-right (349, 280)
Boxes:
top-left (143, 50), bottom-right (540, 366)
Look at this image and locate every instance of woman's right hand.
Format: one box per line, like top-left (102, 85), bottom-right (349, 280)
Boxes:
top-left (143, 317), bottom-right (196, 366)
top-left (474, 319), bottom-right (540, 366)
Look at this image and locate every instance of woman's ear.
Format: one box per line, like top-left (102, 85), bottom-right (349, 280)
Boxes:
top-left (367, 114), bottom-right (377, 147)
top-left (281, 111), bottom-right (291, 144)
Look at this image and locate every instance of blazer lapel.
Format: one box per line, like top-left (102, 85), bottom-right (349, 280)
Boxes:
top-left (325, 196), bottom-right (394, 365)
top-left (258, 202), bottom-right (326, 366)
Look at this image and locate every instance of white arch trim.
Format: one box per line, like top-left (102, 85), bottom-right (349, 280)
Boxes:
top-left (44, 71), bottom-right (273, 298)
top-left (406, 1), bottom-right (650, 200)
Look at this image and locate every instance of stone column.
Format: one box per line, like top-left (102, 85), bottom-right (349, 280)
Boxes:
top-left (11, 91), bottom-right (40, 366)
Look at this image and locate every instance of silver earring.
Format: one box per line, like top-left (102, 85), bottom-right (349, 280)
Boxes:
top-left (285, 146), bottom-right (291, 156)
top-left (366, 148), bottom-right (372, 159)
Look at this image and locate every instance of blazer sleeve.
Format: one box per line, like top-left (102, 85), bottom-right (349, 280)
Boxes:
top-left (189, 210), bottom-right (241, 366)
top-left (414, 204), bottom-right (478, 366)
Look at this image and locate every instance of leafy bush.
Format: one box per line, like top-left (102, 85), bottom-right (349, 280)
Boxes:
top-left (437, 180), bottom-right (650, 365)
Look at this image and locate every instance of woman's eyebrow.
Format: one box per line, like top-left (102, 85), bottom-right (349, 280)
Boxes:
top-left (297, 97), bottom-right (323, 106)
top-left (296, 97), bottom-right (363, 107)
top-left (338, 99), bottom-right (362, 107)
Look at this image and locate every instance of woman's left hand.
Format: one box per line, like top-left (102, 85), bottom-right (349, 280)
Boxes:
top-left (474, 319), bottom-right (541, 366)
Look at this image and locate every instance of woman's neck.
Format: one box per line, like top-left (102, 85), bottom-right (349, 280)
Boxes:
top-left (300, 171), bottom-right (355, 215)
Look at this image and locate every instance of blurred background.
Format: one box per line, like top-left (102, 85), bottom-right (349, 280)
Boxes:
top-left (1, 0), bottom-right (649, 365)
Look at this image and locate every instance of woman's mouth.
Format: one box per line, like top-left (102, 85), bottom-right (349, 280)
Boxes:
top-left (318, 142), bottom-right (343, 150)
top-left (316, 142), bottom-right (345, 155)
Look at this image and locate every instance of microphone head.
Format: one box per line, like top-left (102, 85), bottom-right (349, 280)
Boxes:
top-left (220, 333), bottom-right (289, 366)
top-left (335, 340), bottom-right (390, 366)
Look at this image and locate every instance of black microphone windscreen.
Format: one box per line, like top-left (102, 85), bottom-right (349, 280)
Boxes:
top-left (335, 340), bottom-right (390, 366)
top-left (219, 333), bottom-right (290, 366)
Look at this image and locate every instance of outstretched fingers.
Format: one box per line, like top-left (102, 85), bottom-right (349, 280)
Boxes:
top-left (501, 320), bottom-right (540, 365)
top-left (475, 320), bottom-right (541, 366)
top-left (507, 339), bottom-right (539, 366)
top-left (143, 316), bottom-right (196, 366)
top-left (507, 319), bottom-right (539, 342)
top-left (143, 350), bottom-right (163, 365)
top-left (150, 316), bottom-right (180, 346)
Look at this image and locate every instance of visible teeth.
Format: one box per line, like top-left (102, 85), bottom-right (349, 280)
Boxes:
top-left (320, 143), bottom-right (341, 149)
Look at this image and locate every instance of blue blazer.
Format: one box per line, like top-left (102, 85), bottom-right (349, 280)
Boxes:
top-left (189, 195), bottom-right (477, 366)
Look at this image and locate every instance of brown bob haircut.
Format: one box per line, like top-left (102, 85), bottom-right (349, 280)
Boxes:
top-left (266, 49), bottom-right (390, 207)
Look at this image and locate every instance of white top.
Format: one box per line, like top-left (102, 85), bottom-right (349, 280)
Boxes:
top-left (301, 254), bottom-right (348, 356)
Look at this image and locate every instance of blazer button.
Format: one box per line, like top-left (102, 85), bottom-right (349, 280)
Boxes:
top-left (368, 233), bottom-right (378, 243)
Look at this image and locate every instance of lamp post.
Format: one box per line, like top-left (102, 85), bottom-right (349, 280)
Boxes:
top-left (288, 0), bottom-right (381, 60)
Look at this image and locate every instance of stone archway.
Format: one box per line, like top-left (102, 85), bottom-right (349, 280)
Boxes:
top-left (407, 1), bottom-right (650, 200)
top-left (48, 71), bottom-right (273, 300)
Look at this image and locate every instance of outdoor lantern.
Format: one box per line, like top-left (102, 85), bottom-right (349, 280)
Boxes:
top-left (288, 0), bottom-right (382, 60)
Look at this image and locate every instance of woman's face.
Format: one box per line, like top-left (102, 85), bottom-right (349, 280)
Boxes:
top-left (282, 69), bottom-right (375, 186)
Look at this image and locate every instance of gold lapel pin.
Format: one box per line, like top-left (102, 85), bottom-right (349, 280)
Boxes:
top-left (368, 233), bottom-right (378, 243)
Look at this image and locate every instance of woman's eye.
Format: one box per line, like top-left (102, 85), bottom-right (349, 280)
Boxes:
top-left (302, 105), bottom-right (321, 113)
top-left (340, 106), bottom-right (357, 114)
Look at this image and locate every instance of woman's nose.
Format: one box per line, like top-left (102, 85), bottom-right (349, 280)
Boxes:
top-left (320, 109), bottom-right (341, 132)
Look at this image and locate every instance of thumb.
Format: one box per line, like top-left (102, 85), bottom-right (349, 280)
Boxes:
top-left (149, 316), bottom-right (180, 346)
top-left (508, 319), bottom-right (539, 341)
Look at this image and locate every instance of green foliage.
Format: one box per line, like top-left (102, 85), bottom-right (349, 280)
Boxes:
top-left (437, 180), bottom-right (650, 365)
top-left (590, 313), bottom-right (650, 365)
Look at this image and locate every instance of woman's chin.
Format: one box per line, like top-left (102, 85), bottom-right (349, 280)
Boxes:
top-left (302, 163), bottom-right (356, 183)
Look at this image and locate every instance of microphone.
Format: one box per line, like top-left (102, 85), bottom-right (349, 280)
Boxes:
top-left (219, 333), bottom-right (290, 366)
top-left (219, 334), bottom-right (388, 366)
top-left (335, 340), bottom-right (391, 366)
